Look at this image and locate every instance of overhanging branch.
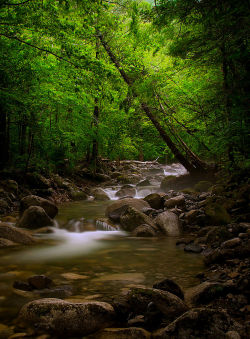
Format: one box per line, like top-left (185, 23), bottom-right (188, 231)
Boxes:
top-left (0, 33), bottom-right (81, 68)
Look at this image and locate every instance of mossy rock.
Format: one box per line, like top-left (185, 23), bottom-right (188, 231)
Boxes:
top-left (194, 181), bottom-right (213, 192)
top-left (205, 202), bottom-right (231, 225)
top-left (69, 190), bottom-right (88, 201)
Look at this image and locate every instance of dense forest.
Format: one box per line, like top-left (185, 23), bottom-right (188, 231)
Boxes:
top-left (1, 0), bottom-right (249, 173)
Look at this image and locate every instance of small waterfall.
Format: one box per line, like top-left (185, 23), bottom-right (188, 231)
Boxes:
top-left (96, 219), bottom-right (120, 231)
top-left (163, 163), bottom-right (187, 177)
top-left (103, 187), bottom-right (120, 200)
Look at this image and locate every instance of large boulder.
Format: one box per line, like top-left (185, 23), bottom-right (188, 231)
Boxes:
top-left (155, 211), bottom-right (181, 236)
top-left (106, 198), bottom-right (150, 222)
top-left (18, 206), bottom-right (54, 229)
top-left (116, 187), bottom-right (136, 198)
top-left (20, 195), bottom-right (58, 218)
top-left (126, 287), bottom-right (188, 325)
top-left (69, 190), bottom-right (88, 201)
top-left (144, 193), bottom-right (164, 210)
top-left (91, 188), bottom-right (110, 201)
top-left (0, 222), bottom-right (36, 245)
top-left (132, 224), bottom-right (157, 237)
top-left (120, 206), bottom-right (156, 232)
top-left (152, 308), bottom-right (240, 338)
top-left (18, 298), bottom-right (115, 336)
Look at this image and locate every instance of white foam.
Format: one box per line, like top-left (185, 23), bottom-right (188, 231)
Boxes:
top-left (16, 228), bottom-right (126, 262)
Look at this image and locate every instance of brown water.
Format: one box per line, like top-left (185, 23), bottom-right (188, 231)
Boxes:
top-left (0, 163), bottom-right (204, 326)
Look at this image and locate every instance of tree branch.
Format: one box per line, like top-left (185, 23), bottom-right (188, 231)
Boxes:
top-left (3, 0), bottom-right (31, 6)
top-left (0, 33), bottom-right (81, 68)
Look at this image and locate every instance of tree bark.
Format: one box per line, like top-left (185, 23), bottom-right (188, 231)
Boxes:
top-left (98, 33), bottom-right (207, 173)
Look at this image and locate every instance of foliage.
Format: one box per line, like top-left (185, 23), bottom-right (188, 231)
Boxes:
top-left (0, 0), bottom-right (249, 172)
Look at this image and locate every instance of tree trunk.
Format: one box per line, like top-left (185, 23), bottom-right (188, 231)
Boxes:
top-left (98, 33), bottom-right (207, 173)
top-left (0, 108), bottom-right (9, 169)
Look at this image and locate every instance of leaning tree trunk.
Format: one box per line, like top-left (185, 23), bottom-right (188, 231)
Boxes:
top-left (98, 33), bottom-right (207, 173)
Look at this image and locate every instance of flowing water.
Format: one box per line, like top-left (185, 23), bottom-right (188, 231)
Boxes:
top-left (0, 162), bottom-right (204, 325)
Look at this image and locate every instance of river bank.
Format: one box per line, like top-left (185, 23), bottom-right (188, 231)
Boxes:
top-left (0, 161), bottom-right (249, 338)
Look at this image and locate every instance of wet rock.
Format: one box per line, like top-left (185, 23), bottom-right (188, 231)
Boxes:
top-left (164, 195), bottom-right (185, 209)
top-left (137, 179), bottom-right (151, 187)
top-left (185, 282), bottom-right (226, 306)
top-left (20, 195), bottom-right (58, 218)
top-left (19, 298), bottom-right (115, 336)
top-left (205, 202), bottom-right (231, 225)
top-left (116, 187), bottom-right (136, 198)
top-left (106, 198), bottom-right (150, 222)
top-left (184, 244), bottom-right (202, 253)
top-left (120, 206), bottom-right (156, 232)
top-left (91, 188), bottom-right (110, 201)
top-left (0, 237), bottom-right (17, 248)
top-left (132, 224), bottom-right (157, 237)
top-left (69, 190), bottom-right (88, 201)
top-left (153, 279), bottom-right (184, 300)
top-left (91, 327), bottom-right (151, 339)
top-left (0, 223), bottom-right (36, 245)
top-left (28, 275), bottom-right (53, 290)
top-left (144, 193), bottom-right (164, 210)
top-left (152, 308), bottom-right (239, 338)
top-left (185, 210), bottom-right (200, 224)
top-left (155, 211), bottom-right (181, 236)
top-left (221, 238), bottom-right (241, 249)
top-left (126, 287), bottom-right (188, 326)
top-left (17, 206), bottom-right (53, 229)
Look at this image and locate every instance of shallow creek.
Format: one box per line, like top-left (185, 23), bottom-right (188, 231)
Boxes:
top-left (0, 163), bottom-right (204, 325)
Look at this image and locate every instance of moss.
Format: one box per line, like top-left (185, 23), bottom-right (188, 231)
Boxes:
top-left (194, 181), bottom-right (213, 192)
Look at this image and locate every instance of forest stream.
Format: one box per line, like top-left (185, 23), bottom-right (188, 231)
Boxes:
top-left (0, 162), bottom-right (204, 326)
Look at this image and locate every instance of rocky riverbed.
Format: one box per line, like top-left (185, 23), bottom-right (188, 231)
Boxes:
top-left (0, 161), bottom-right (249, 338)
